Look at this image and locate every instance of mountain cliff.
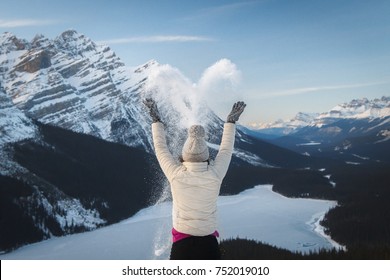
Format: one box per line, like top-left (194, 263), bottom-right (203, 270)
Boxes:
top-left (0, 30), bottom-right (156, 151)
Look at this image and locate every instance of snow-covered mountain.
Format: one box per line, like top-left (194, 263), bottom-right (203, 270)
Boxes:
top-left (0, 30), bottom-right (154, 151)
top-left (0, 30), bottom-right (264, 163)
top-left (250, 97), bottom-right (389, 136)
top-left (320, 97), bottom-right (390, 120)
top-left (248, 112), bottom-right (320, 136)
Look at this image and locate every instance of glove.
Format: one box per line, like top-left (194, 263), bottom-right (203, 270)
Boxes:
top-left (227, 101), bottom-right (246, 123)
top-left (143, 98), bottom-right (161, 123)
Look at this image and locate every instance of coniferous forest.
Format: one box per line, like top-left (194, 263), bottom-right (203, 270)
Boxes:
top-left (220, 238), bottom-right (390, 260)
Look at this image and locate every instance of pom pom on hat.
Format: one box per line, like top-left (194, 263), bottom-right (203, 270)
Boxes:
top-left (182, 125), bottom-right (209, 162)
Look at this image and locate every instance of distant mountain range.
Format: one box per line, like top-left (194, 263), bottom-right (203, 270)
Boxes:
top-left (249, 96), bottom-right (389, 135)
top-left (245, 96), bottom-right (390, 164)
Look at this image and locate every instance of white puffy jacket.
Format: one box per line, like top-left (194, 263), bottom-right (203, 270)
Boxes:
top-left (152, 122), bottom-right (236, 236)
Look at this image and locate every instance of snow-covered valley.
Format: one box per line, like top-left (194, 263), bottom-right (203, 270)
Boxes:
top-left (1, 185), bottom-right (340, 260)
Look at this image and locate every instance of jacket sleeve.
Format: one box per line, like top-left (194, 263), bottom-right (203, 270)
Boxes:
top-left (213, 122), bottom-right (236, 179)
top-left (152, 122), bottom-right (181, 181)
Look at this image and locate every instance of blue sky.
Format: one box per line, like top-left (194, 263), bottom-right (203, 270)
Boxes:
top-left (1, 0), bottom-right (389, 124)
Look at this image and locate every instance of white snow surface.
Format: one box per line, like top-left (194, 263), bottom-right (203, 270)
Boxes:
top-left (0, 90), bottom-right (36, 145)
top-left (1, 185), bottom-right (341, 260)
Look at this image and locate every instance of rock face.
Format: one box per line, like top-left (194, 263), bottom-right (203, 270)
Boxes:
top-left (15, 50), bottom-right (52, 73)
top-left (0, 30), bottom-right (153, 151)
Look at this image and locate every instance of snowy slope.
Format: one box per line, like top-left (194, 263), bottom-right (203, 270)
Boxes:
top-left (0, 87), bottom-right (37, 175)
top-left (0, 87), bottom-right (36, 145)
top-left (1, 185), bottom-right (340, 260)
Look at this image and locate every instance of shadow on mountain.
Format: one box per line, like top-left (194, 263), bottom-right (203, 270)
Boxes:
top-left (1, 122), bottom-right (160, 251)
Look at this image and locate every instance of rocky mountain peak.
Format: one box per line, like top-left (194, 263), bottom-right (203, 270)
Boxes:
top-left (134, 60), bottom-right (159, 73)
top-left (324, 96), bottom-right (390, 119)
top-left (0, 32), bottom-right (29, 53)
top-left (54, 30), bottom-right (98, 57)
top-left (31, 34), bottom-right (51, 48)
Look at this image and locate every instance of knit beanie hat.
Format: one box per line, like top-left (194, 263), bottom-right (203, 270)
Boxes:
top-left (182, 125), bottom-right (209, 162)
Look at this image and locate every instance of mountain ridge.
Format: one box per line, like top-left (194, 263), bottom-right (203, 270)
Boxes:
top-left (249, 96), bottom-right (389, 134)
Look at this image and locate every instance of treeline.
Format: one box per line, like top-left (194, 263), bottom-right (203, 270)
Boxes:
top-left (321, 162), bottom-right (390, 254)
top-left (0, 175), bottom-right (45, 251)
top-left (220, 238), bottom-right (390, 260)
top-left (222, 165), bottom-right (336, 199)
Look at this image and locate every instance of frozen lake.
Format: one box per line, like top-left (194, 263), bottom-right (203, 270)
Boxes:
top-left (1, 185), bottom-right (341, 260)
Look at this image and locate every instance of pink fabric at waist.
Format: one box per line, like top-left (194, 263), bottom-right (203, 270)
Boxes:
top-left (172, 228), bottom-right (219, 243)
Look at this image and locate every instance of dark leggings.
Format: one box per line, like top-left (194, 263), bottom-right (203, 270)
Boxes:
top-left (170, 235), bottom-right (221, 260)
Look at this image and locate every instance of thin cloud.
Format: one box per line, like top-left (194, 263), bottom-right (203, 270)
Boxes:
top-left (0, 19), bottom-right (57, 28)
top-left (180, 0), bottom-right (265, 22)
top-left (260, 81), bottom-right (390, 98)
top-left (98, 35), bottom-right (214, 45)
top-left (202, 0), bottom-right (264, 14)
